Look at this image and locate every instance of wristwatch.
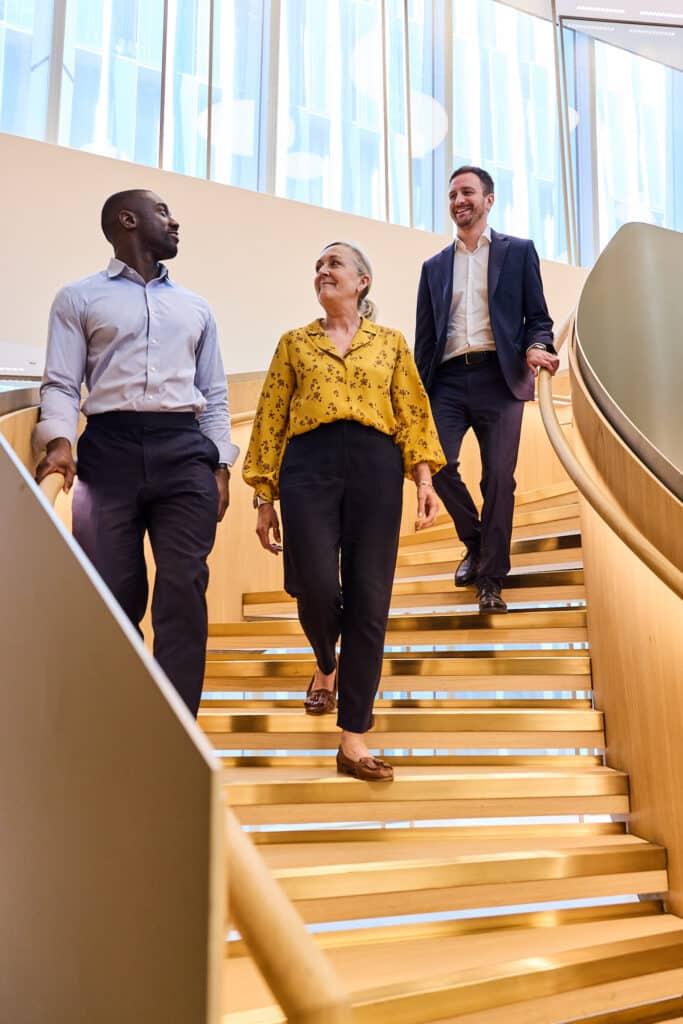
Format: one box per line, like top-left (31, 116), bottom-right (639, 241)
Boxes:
top-left (217, 462), bottom-right (230, 474)
top-left (253, 495), bottom-right (272, 508)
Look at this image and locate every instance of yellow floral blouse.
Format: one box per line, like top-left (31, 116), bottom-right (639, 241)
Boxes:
top-left (243, 318), bottom-right (446, 502)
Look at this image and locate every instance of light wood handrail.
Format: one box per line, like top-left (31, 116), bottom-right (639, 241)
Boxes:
top-left (553, 313), bottom-right (573, 352)
top-left (226, 809), bottom-right (352, 1023)
top-left (36, 471), bottom-right (352, 1021)
top-left (39, 471), bottom-right (67, 505)
top-left (538, 347), bottom-right (683, 600)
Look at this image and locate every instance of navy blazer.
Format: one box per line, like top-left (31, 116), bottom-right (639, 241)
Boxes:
top-left (414, 229), bottom-right (554, 401)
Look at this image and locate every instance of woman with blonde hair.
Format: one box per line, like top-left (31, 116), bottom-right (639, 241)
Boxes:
top-left (243, 241), bottom-right (445, 781)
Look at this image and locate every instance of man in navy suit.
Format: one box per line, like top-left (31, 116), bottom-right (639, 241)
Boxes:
top-left (414, 166), bottom-right (559, 612)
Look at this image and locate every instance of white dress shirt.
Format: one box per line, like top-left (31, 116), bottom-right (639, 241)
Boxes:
top-left (442, 226), bottom-right (496, 362)
top-left (34, 258), bottom-right (239, 465)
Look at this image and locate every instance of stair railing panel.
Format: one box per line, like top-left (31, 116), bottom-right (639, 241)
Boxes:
top-left (0, 428), bottom-right (225, 1024)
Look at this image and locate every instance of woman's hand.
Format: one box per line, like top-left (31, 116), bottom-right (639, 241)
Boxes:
top-left (413, 479), bottom-right (440, 528)
top-left (256, 502), bottom-right (283, 554)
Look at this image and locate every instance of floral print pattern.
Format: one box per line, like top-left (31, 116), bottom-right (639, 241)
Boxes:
top-left (243, 318), bottom-right (446, 501)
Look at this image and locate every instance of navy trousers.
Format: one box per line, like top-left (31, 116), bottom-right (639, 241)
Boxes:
top-left (72, 412), bottom-right (219, 716)
top-left (279, 421), bottom-right (404, 734)
top-left (429, 355), bottom-right (524, 584)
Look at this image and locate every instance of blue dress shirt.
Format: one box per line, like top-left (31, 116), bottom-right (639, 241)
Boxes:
top-left (34, 258), bottom-right (239, 465)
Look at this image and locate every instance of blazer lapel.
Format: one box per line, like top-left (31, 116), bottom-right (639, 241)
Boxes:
top-left (488, 230), bottom-right (509, 301)
top-left (438, 243), bottom-right (455, 344)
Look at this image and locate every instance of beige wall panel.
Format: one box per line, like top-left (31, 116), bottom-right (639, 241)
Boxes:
top-left (572, 387), bottom-right (683, 915)
top-left (0, 133), bottom-right (586, 375)
top-left (0, 437), bottom-right (225, 1023)
top-left (572, 365), bottom-right (683, 572)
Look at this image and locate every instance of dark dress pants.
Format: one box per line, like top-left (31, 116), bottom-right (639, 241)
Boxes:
top-left (279, 421), bottom-right (404, 734)
top-left (429, 356), bottom-right (524, 584)
top-left (71, 412), bottom-right (219, 716)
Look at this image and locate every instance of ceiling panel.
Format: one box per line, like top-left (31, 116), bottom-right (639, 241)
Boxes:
top-left (557, 1), bottom-right (683, 25)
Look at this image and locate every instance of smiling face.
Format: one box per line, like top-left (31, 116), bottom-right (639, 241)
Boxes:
top-left (119, 191), bottom-right (180, 260)
top-left (314, 244), bottom-right (370, 313)
top-left (448, 172), bottom-right (494, 234)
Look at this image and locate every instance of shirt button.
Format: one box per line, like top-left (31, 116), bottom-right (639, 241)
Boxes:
top-left (150, 367), bottom-right (157, 372)
top-left (151, 338), bottom-right (157, 345)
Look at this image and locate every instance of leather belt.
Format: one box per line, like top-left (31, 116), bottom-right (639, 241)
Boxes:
top-left (451, 349), bottom-right (496, 366)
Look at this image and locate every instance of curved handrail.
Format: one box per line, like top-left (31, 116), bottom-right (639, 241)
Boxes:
top-left (39, 471), bottom-right (67, 505)
top-left (226, 809), bottom-right (351, 1023)
top-left (538, 348), bottom-right (683, 600)
top-left (38, 469), bottom-right (352, 1024)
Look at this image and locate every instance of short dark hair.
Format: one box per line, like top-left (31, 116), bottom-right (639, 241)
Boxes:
top-left (449, 165), bottom-right (495, 195)
top-left (100, 189), bottom-right (151, 242)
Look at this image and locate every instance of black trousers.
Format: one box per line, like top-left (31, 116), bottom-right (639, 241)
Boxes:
top-left (429, 355), bottom-right (524, 584)
top-left (72, 412), bottom-right (219, 716)
top-left (279, 421), bottom-right (404, 734)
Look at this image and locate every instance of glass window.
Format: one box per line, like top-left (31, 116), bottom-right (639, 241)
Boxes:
top-left (0, 0), bottom-right (53, 140)
top-left (408, 0), bottom-right (449, 233)
top-left (452, 0), bottom-right (568, 261)
top-left (564, 23), bottom-right (683, 265)
top-left (210, 0), bottom-right (267, 191)
top-left (593, 39), bottom-right (682, 251)
top-left (276, 0), bottom-right (386, 221)
top-left (384, 0), bottom-right (410, 227)
top-left (60, 0), bottom-right (163, 168)
top-left (161, 0), bottom-right (210, 177)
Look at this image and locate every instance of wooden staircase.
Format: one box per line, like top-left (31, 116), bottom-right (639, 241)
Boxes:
top-left (200, 482), bottom-right (683, 1023)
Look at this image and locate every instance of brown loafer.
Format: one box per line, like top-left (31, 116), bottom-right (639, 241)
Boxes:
top-left (336, 746), bottom-right (393, 782)
top-left (303, 675), bottom-right (337, 715)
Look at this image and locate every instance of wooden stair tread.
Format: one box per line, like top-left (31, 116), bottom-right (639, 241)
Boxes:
top-left (254, 833), bottom-right (652, 871)
top-left (222, 763), bottom-right (620, 784)
top-left (223, 765), bottom-right (626, 806)
top-left (202, 706), bottom-right (602, 726)
top-left (208, 607), bottom-right (587, 643)
top-left (223, 913), bottom-right (683, 1019)
top-left (398, 504), bottom-right (580, 549)
top-left (397, 530), bottom-right (582, 566)
top-left (243, 568), bottom-right (586, 608)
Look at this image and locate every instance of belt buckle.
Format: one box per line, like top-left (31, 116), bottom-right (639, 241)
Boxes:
top-left (464, 350), bottom-right (473, 366)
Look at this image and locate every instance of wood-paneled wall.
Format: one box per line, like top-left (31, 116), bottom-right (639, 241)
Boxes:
top-left (571, 363), bottom-right (683, 916)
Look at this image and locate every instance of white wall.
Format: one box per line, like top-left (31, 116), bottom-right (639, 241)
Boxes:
top-left (0, 132), bottom-right (587, 375)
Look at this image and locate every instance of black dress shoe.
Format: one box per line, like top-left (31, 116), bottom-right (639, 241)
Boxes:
top-left (455, 550), bottom-right (480, 587)
top-left (477, 580), bottom-right (508, 613)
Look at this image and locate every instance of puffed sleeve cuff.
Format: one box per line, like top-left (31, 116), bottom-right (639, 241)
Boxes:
top-left (400, 448), bottom-right (447, 478)
top-left (243, 477), bottom-right (277, 503)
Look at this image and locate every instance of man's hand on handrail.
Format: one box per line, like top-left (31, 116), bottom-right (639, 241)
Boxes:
top-left (527, 348), bottom-right (560, 376)
top-left (35, 437), bottom-right (76, 493)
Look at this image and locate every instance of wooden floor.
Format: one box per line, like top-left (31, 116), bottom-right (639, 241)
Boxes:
top-left (199, 481), bottom-right (683, 1023)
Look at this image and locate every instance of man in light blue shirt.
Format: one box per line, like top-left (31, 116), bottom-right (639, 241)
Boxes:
top-left (34, 188), bottom-right (239, 716)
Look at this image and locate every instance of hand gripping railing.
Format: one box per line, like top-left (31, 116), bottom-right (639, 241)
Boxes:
top-left (537, 319), bottom-right (683, 601)
top-left (38, 468), bottom-right (352, 1024)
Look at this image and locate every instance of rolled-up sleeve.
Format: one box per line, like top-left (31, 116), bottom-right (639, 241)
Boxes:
top-left (242, 335), bottom-right (296, 502)
top-left (195, 308), bottom-right (240, 466)
top-left (390, 333), bottom-right (446, 475)
top-left (33, 286), bottom-right (88, 452)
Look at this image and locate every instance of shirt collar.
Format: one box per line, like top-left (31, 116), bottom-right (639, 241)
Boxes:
top-left (106, 257), bottom-right (170, 283)
top-left (455, 225), bottom-right (492, 252)
top-left (305, 317), bottom-right (377, 356)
